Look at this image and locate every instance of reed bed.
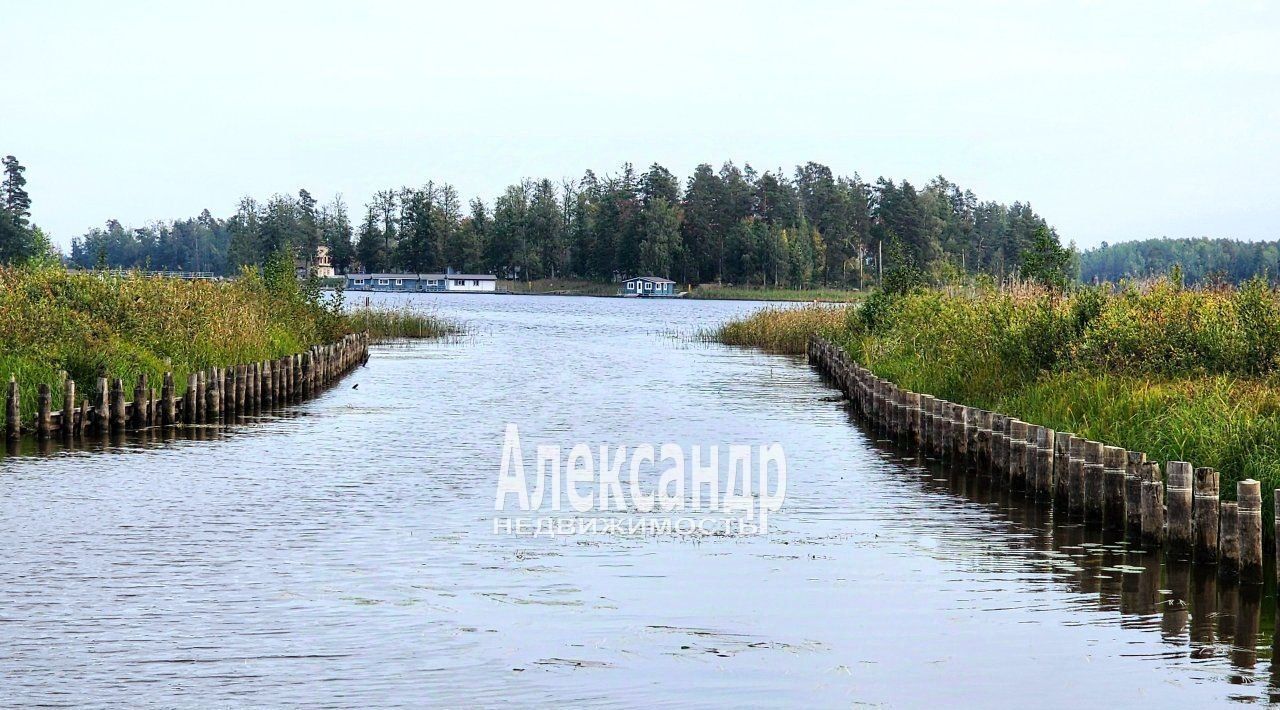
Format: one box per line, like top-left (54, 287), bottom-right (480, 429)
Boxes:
top-left (714, 304), bottom-right (851, 354)
top-left (345, 305), bottom-right (461, 341)
top-left (718, 276), bottom-right (1280, 514)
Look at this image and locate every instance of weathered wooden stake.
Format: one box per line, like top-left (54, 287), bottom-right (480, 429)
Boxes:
top-left (1103, 446), bottom-right (1126, 529)
top-left (1008, 419), bottom-right (1027, 490)
top-left (208, 368), bottom-right (221, 423)
top-left (1053, 431), bottom-right (1072, 506)
top-left (62, 378), bottom-right (76, 440)
top-left (1165, 461), bottom-right (1194, 558)
top-left (36, 384), bottom-right (51, 439)
top-left (991, 414), bottom-right (1008, 480)
top-left (1124, 451), bottom-right (1146, 539)
top-left (1067, 435), bottom-right (1085, 517)
top-left (1192, 467), bottom-right (1219, 564)
top-left (6, 376), bottom-right (20, 439)
top-left (110, 378), bottom-right (126, 433)
top-left (161, 372), bottom-right (175, 428)
top-left (1140, 461), bottom-right (1165, 546)
top-left (78, 399), bottom-right (89, 437)
top-left (1219, 501), bottom-right (1239, 579)
top-left (1238, 479), bottom-right (1262, 584)
top-left (1035, 427), bottom-right (1054, 499)
top-left (1083, 441), bottom-right (1104, 522)
top-left (95, 377), bottom-right (108, 435)
top-left (184, 373), bottom-right (198, 425)
top-left (132, 374), bottom-right (148, 430)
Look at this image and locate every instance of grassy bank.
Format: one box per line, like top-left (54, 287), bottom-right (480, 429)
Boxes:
top-left (688, 284), bottom-right (866, 302)
top-left (504, 279), bottom-right (620, 297)
top-left (0, 266), bottom-right (453, 423)
top-left (715, 278), bottom-right (1280, 512)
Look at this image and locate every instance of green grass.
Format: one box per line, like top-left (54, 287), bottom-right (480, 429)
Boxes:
top-left (716, 278), bottom-right (1280, 518)
top-left (688, 284), bottom-right (866, 302)
top-left (504, 279), bottom-right (621, 297)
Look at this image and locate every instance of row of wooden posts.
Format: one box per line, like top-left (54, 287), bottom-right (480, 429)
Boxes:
top-left (809, 336), bottom-right (1269, 584)
top-left (5, 333), bottom-right (369, 440)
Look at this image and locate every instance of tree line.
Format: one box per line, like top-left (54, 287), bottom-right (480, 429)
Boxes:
top-left (69, 161), bottom-right (1068, 287)
top-left (1080, 237), bottom-right (1280, 285)
top-left (0, 156), bottom-right (54, 265)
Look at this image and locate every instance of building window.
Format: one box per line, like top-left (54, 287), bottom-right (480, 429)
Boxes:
top-left (395, 279), bottom-right (403, 286)
top-left (354, 279), bottom-right (366, 286)
top-left (644, 282), bottom-right (653, 290)
top-left (627, 282), bottom-right (635, 290)
top-left (454, 280), bottom-right (464, 287)
top-left (377, 279), bottom-right (388, 286)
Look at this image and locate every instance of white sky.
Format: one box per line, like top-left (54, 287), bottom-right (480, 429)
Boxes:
top-left (3, 0), bottom-right (1278, 250)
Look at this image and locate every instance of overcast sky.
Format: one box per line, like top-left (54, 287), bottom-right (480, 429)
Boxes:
top-left (3, 1), bottom-right (1277, 250)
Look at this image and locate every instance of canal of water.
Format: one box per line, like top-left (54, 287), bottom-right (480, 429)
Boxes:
top-left (0, 293), bottom-right (1274, 707)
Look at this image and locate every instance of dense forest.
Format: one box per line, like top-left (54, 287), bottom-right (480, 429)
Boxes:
top-left (68, 161), bottom-right (1067, 288)
top-left (1080, 237), bottom-right (1280, 285)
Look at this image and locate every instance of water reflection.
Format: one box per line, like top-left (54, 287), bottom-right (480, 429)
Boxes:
top-left (857, 405), bottom-right (1276, 692)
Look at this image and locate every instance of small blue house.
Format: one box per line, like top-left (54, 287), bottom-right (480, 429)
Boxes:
top-left (620, 276), bottom-right (677, 297)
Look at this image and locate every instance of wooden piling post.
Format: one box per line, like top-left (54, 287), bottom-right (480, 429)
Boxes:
top-left (976, 411), bottom-right (992, 472)
top-left (1022, 424), bottom-right (1039, 494)
top-left (263, 360), bottom-right (273, 407)
top-left (1124, 451), bottom-right (1146, 539)
top-left (198, 371), bottom-right (210, 424)
top-left (208, 368), bottom-right (221, 423)
top-left (110, 378), bottom-right (126, 433)
top-left (233, 364), bottom-right (245, 413)
top-left (36, 383), bottom-right (51, 439)
top-left (990, 414), bottom-right (1007, 480)
top-left (300, 353), bottom-right (312, 399)
top-left (1219, 501), bottom-right (1239, 579)
top-left (161, 372), bottom-right (175, 428)
top-left (1053, 431), bottom-right (1072, 506)
top-left (95, 377), bottom-right (108, 435)
top-left (1192, 467), bottom-right (1219, 564)
top-left (251, 362), bottom-right (260, 408)
top-left (184, 373), bottom-right (198, 425)
top-left (6, 376), bottom-right (19, 439)
top-left (1165, 461), bottom-right (1194, 558)
top-left (1035, 427), bottom-right (1054, 500)
top-left (1083, 441), bottom-right (1104, 522)
top-left (1103, 446), bottom-right (1126, 529)
top-left (964, 407), bottom-right (979, 468)
top-left (1007, 420), bottom-right (1027, 490)
top-left (917, 395), bottom-right (933, 451)
top-left (78, 400), bottom-right (89, 438)
top-left (1140, 461), bottom-right (1165, 546)
top-left (132, 375), bottom-right (148, 430)
top-left (61, 377), bottom-right (76, 440)
top-left (1238, 479), bottom-right (1262, 584)
top-left (1067, 435), bottom-right (1086, 517)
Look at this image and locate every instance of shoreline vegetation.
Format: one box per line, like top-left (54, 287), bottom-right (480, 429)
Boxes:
top-left (0, 262), bottom-right (456, 426)
top-left (716, 276), bottom-right (1280, 516)
top-left (502, 278), bottom-right (866, 302)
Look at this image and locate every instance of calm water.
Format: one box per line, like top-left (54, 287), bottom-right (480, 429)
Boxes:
top-left (0, 293), bottom-right (1276, 708)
